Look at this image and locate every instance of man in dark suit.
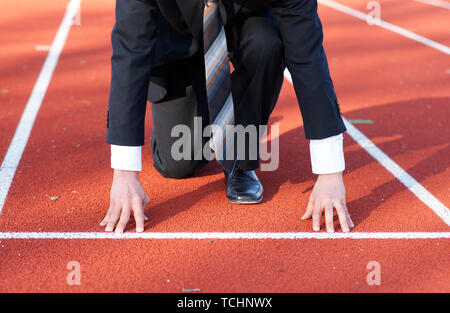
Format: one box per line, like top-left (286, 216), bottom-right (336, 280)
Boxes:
top-left (102, 0), bottom-right (354, 234)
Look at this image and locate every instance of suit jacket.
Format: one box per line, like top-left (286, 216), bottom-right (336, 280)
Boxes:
top-left (107, 0), bottom-right (205, 146)
top-left (107, 0), bottom-right (256, 146)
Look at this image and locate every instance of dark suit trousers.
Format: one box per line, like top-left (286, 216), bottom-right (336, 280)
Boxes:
top-left (151, 11), bottom-right (285, 178)
top-left (232, 0), bottom-right (346, 139)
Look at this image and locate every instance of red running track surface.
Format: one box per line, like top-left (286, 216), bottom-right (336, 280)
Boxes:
top-left (0, 0), bottom-right (448, 292)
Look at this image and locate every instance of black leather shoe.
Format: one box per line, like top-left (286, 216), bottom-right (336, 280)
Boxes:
top-left (224, 167), bottom-right (263, 204)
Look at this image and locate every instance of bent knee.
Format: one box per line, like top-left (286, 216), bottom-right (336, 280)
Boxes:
top-left (240, 29), bottom-right (283, 69)
top-left (248, 34), bottom-right (282, 59)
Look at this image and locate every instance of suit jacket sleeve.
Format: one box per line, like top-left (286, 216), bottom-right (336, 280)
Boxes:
top-left (106, 0), bottom-right (158, 146)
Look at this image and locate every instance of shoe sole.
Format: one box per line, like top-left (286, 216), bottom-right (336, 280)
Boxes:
top-left (226, 194), bottom-right (263, 204)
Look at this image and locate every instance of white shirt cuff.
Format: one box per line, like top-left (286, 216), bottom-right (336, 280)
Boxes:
top-left (110, 145), bottom-right (142, 172)
top-left (310, 134), bottom-right (345, 174)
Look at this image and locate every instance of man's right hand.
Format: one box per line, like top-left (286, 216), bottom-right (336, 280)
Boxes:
top-left (100, 169), bottom-right (150, 233)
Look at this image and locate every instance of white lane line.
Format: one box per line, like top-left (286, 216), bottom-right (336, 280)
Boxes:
top-left (343, 119), bottom-right (450, 225)
top-left (0, 232), bottom-right (448, 239)
top-left (318, 0), bottom-right (450, 55)
top-left (0, 0), bottom-right (82, 214)
top-left (413, 0), bottom-right (450, 10)
top-left (284, 71), bottom-right (450, 225)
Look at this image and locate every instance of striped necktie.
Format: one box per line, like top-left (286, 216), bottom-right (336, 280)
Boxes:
top-left (203, 0), bottom-right (236, 173)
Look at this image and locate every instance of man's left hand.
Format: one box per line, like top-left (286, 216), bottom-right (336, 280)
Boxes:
top-left (301, 172), bottom-right (354, 232)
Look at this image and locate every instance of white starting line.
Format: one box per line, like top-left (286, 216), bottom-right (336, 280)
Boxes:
top-left (0, 0), bottom-right (448, 239)
top-left (0, 231), bottom-right (449, 240)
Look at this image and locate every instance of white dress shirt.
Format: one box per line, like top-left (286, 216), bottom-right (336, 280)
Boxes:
top-left (111, 134), bottom-right (345, 174)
